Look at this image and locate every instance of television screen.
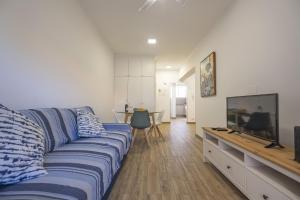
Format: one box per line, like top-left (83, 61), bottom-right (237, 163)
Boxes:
top-left (227, 94), bottom-right (278, 141)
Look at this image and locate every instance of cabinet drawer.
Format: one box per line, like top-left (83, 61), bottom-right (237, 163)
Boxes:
top-left (204, 140), bottom-right (245, 191)
top-left (246, 171), bottom-right (291, 200)
top-left (204, 141), bottom-right (222, 168)
top-left (222, 152), bottom-right (246, 190)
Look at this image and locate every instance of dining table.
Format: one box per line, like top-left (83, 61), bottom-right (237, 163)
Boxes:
top-left (116, 111), bottom-right (164, 139)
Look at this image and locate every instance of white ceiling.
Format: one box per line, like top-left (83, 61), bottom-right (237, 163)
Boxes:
top-left (79, 0), bottom-right (234, 70)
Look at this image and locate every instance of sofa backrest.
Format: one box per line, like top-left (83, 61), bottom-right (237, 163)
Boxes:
top-left (20, 106), bottom-right (94, 153)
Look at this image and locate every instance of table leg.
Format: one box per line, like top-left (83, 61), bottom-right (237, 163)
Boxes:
top-left (148, 126), bottom-right (154, 137)
top-left (144, 129), bottom-right (151, 147)
top-left (151, 113), bottom-right (158, 137)
top-left (131, 128), bottom-right (136, 147)
top-left (124, 113), bottom-right (130, 123)
top-left (156, 125), bottom-right (164, 140)
top-left (153, 125), bottom-right (158, 137)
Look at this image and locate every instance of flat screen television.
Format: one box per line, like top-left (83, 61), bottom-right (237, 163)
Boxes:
top-left (226, 93), bottom-right (282, 148)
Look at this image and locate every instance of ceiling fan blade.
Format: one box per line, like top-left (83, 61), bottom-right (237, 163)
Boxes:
top-left (138, 0), bottom-right (158, 12)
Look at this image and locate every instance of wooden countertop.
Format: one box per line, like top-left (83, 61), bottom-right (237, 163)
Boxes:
top-left (203, 127), bottom-right (300, 176)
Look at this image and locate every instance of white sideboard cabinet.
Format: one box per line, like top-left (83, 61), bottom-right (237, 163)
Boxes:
top-left (203, 128), bottom-right (300, 200)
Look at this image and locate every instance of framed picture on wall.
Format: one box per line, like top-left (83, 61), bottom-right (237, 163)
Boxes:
top-left (200, 52), bottom-right (216, 97)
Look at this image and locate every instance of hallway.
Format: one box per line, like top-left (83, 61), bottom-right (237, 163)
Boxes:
top-left (108, 120), bottom-right (247, 200)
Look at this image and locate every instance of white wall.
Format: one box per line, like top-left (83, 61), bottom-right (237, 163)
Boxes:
top-left (156, 70), bottom-right (179, 122)
top-left (184, 74), bottom-right (196, 123)
top-left (114, 55), bottom-right (156, 111)
top-left (187, 0), bottom-right (300, 147)
top-left (0, 0), bottom-right (115, 121)
top-left (170, 84), bottom-right (177, 119)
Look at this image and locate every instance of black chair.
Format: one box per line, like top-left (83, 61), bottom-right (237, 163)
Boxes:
top-left (130, 110), bottom-right (151, 146)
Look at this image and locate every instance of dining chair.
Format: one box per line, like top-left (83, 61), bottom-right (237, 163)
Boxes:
top-left (151, 110), bottom-right (165, 138)
top-left (156, 110), bottom-right (165, 126)
top-left (130, 110), bottom-right (151, 147)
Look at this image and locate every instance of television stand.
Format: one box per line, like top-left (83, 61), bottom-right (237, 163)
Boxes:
top-left (265, 141), bottom-right (284, 149)
top-left (203, 127), bottom-right (300, 200)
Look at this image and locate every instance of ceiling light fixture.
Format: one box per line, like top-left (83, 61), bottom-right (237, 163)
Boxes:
top-left (148, 38), bottom-right (157, 45)
top-left (166, 66), bottom-right (172, 69)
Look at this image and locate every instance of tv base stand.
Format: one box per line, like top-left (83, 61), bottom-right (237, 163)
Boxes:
top-left (229, 130), bottom-right (242, 134)
top-left (265, 142), bottom-right (284, 149)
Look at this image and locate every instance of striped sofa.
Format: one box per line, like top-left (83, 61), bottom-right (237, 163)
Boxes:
top-left (0, 106), bottom-right (132, 200)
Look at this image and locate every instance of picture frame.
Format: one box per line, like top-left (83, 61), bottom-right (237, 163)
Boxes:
top-left (200, 52), bottom-right (216, 97)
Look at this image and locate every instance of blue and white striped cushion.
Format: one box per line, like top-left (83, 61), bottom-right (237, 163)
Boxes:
top-left (77, 109), bottom-right (106, 137)
top-left (20, 108), bottom-right (71, 153)
top-left (73, 106), bottom-right (95, 115)
top-left (53, 108), bottom-right (78, 142)
top-left (0, 104), bottom-right (47, 185)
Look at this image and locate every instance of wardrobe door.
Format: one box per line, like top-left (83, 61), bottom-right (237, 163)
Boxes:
top-left (142, 58), bottom-right (155, 77)
top-left (142, 77), bottom-right (155, 111)
top-left (128, 77), bottom-right (142, 108)
top-left (129, 57), bottom-right (142, 77)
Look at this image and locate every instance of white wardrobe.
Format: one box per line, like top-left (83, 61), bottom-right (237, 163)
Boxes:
top-left (114, 55), bottom-right (156, 111)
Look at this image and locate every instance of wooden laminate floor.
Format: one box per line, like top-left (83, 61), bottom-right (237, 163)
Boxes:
top-left (108, 118), bottom-right (247, 200)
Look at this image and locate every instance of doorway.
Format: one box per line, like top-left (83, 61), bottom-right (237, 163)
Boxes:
top-left (155, 70), bottom-right (195, 124)
top-left (170, 84), bottom-right (187, 121)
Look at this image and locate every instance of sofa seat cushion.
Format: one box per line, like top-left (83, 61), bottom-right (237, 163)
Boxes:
top-left (71, 132), bottom-right (131, 163)
top-left (0, 130), bottom-right (132, 200)
top-left (0, 149), bottom-right (110, 200)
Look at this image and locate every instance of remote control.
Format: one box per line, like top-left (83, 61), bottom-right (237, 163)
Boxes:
top-left (212, 127), bottom-right (228, 131)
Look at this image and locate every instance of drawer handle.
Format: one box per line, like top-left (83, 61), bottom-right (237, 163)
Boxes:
top-left (208, 150), bottom-right (212, 153)
top-left (227, 165), bottom-right (231, 169)
top-left (262, 194), bottom-right (269, 200)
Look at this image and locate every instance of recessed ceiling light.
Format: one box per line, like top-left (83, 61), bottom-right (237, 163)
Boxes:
top-left (148, 38), bottom-right (157, 45)
top-left (166, 66), bottom-right (172, 69)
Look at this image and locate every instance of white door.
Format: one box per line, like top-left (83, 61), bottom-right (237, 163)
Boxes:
top-left (142, 77), bottom-right (155, 111)
top-left (128, 77), bottom-right (142, 109)
top-left (129, 57), bottom-right (142, 77)
top-left (142, 58), bottom-right (155, 77)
